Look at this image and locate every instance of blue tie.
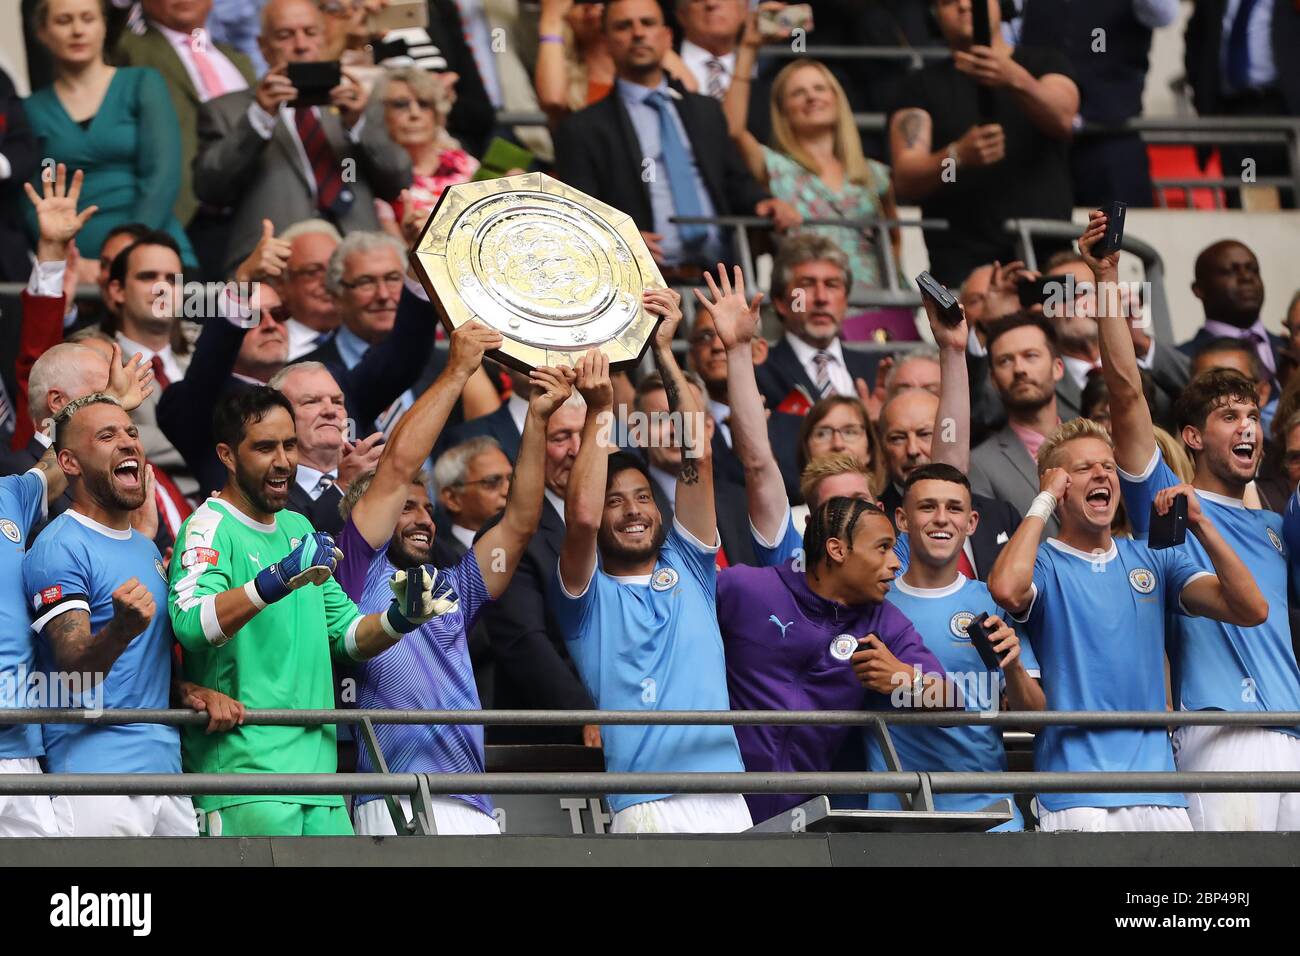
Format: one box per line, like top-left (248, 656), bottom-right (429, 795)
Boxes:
top-left (1226, 0), bottom-right (1259, 92)
top-left (645, 91), bottom-right (708, 246)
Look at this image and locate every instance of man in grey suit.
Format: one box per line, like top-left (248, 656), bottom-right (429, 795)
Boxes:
top-left (193, 0), bottom-right (410, 276)
top-left (969, 314), bottom-right (1071, 537)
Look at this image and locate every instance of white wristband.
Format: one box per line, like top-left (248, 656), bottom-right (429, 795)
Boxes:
top-left (243, 580), bottom-right (267, 611)
top-left (1026, 491), bottom-right (1057, 524)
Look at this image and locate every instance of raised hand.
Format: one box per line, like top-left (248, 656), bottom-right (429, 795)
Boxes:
top-left (252, 531), bottom-right (344, 605)
top-left (953, 44), bottom-right (1019, 88)
top-left (25, 164), bottom-right (98, 261)
top-left (954, 123), bottom-right (1005, 167)
top-left (235, 219), bottom-right (291, 283)
top-left (1078, 209), bottom-right (1120, 281)
top-left (850, 633), bottom-right (911, 694)
top-left (984, 615), bottom-right (1022, 671)
top-left (574, 348), bottom-right (613, 410)
top-left (386, 564), bottom-right (460, 634)
top-left (921, 291), bottom-right (969, 352)
top-left (110, 577), bottom-right (156, 642)
top-left (1154, 483), bottom-right (1203, 529)
top-left (644, 286), bottom-right (684, 351)
top-left (338, 432), bottom-right (385, 489)
top-left (692, 264), bottom-right (759, 350)
top-left (1040, 466), bottom-right (1070, 501)
top-left (105, 343), bottom-right (156, 412)
top-left (331, 66), bottom-right (369, 129)
top-left (528, 365), bottom-right (575, 420)
top-left (448, 320), bottom-right (504, 376)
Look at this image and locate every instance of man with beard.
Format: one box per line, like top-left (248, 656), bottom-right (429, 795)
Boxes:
top-left (333, 322), bottom-right (573, 835)
top-left (866, 462), bottom-right (1043, 830)
top-left (970, 314), bottom-right (1070, 535)
top-left (22, 395), bottom-right (241, 836)
top-left (691, 266), bottom-right (947, 825)
top-left (167, 387), bottom-right (450, 837)
top-left (553, 289), bottom-right (758, 833)
top-left (1080, 212), bottom-right (1300, 832)
top-left (989, 417), bottom-right (1266, 832)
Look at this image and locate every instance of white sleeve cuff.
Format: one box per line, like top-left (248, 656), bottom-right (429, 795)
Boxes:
top-left (557, 556), bottom-right (594, 600)
top-left (30, 600), bottom-right (89, 633)
top-left (242, 579), bottom-right (267, 611)
top-left (1117, 447), bottom-right (1160, 483)
top-left (1007, 583), bottom-right (1038, 624)
top-left (26, 465), bottom-right (49, 521)
top-left (346, 616), bottom-right (366, 658)
top-left (28, 259), bottom-right (66, 298)
top-left (673, 516), bottom-right (721, 554)
top-left (749, 504), bottom-right (791, 550)
top-left (246, 101), bottom-right (278, 139)
top-left (1177, 570), bottom-right (1215, 615)
top-left (200, 594), bottom-right (231, 646)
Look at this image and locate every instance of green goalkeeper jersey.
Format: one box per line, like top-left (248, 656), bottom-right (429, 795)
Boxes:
top-left (169, 496), bottom-right (362, 812)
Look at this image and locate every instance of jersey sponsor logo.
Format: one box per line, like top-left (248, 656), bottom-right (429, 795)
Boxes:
top-left (768, 614), bottom-right (793, 637)
top-left (33, 585), bottom-right (62, 609)
top-left (950, 610), bottom-right (976, 639)
top-left (1129, 567), bottom-right (1156, 594)
top-left (180, 547), bottom-right (220, 569)
top-left (0, 519), bottom-right (19, 543)
top-left (651, 567), bottom-right (678, 591)
top-left (1267, 527), bottom-right (1284, 555)
top-left (829, 634), bottom-right (858, 661)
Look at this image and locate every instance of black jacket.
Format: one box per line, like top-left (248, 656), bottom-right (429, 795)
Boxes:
top-left (0, 69), bottom-right (37, 280)
top-left (1185, 0), bottom-right (1300, 115)
top-left (554, 83), bottom-right (769, 236)
top-left (878, 481), bottom-right (1022, 583)
top-left (286, 480), bottom-right (345, 536)
top-left (478, 499), bottom-right (591, 741)
top-left (438, 402), bottom-right (522, 461)
top-left (648, 473), bottom-right (757, 569)
top-left (754, 336), bottom-right (881, 417)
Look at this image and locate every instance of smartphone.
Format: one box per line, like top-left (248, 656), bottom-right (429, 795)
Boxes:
top-left (1147, 493), bottom-right (1188, 550)
top-left (1093, 200), bottom-right (1127, 256)
top-left (1017, 274), bottom-right (1055, 309)
top-left (915, 271), bottom-right (964, 327)
top-left (969, 0), bottom-right (995, 119)
top-left (758, 3), bottom-right (813, 39)
top-left (366, 0), bottom-right (428, 33)
top-left (965, 612), bottom-right (1003, 671)
top-left (287, 61), bottom-right (342, 107)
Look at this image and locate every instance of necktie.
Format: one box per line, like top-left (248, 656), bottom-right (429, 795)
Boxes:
top-left (1244, 329), bottom-right (1277, 379)
top-left (645, 91), bottom-right (708, 246)
top-left (0, 376), bottom-right (14, 440)
top-left (704, 58), bottom-right (727, 99)
top-left (189, 31), bottom-right (227, 100)
top-left (149, 355), bottom-right (172, 390)
top-left (812, 350), bottom-right (834, 397)
top-left (314, 474), bottom-right (336, 499)
top-left (1225, 0), bottom-right (1260, 92)
top-left (295, 108), bottom-right (352, 216)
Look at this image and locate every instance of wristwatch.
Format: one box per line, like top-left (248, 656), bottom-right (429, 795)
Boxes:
top-left (946, 143), bottom-right (961, 169)
top-left (910, 665), bottom-right (924, 701)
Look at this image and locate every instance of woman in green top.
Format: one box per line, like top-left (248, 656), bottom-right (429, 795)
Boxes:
top-left (25, 0), bottom-right (196, 278)
top-left (722, 12), bottom-right (912, 342)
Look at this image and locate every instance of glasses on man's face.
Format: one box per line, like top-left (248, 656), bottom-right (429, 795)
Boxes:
top-left (811, 424), bottom-right (866, 443)
top-left (384, 97), bottom-right (438, 114)
top-left (339, 272), bottom-right (405, 294)
top-left (287, 263), bottom-right (327, 282)
top-left (265, 304), bottom-right (292, 324)
top-left (455, 473), bottom-right (513, 493)
top-left (689, 328), bottom-right (720, 347)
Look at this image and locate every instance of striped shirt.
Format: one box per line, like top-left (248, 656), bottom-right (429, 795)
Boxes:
top-left (335, 517), bottom-right (492, 813)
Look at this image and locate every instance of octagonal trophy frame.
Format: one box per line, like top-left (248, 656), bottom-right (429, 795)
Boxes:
top-left (409, 172), bottom-right (668, 374)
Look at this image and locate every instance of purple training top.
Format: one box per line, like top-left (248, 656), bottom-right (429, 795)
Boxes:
top-left (716, 562), bottom-right (942, 824)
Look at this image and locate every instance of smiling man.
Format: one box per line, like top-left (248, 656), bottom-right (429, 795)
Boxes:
top-left (22, 395), bottom-right (238, 836)
top-left (167, 386), bottom-right (450, 837)
top-left (1081, 213), bottom-right (1300, 832)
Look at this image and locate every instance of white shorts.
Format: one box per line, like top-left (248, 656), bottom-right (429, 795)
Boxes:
top-left (611, 794), bottom-right (753, 834)
top-left (1173, 724), bottom-right (1300, 831)
top-left (353, 795), bottom-right (500, 835)
top-left (63, 795), bottom-right (199, 837)
top-left (0, 758), bottom-right (70, 837)
top-left (1037, 805), bottom-right (1193, 833)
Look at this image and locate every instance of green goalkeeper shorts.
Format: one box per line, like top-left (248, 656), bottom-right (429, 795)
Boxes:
top-left (203, 802), bottom-right (354, 837)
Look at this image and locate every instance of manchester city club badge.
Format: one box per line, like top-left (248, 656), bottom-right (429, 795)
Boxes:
top-left (830, 634), bottom-right (858, 661)
top-left (1129, 567), bottom-right (1156, 594)
top-left (651, 567), bottom-right (679, 591)
top-left (0, 519), bottom-right (20, 543)
top-left (950, 611), bottom-right (975, 639)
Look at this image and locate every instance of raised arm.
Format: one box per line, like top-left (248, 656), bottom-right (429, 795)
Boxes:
top-left (476, 367), bottom-right (575, 598)
top-left (1160, 485), bottom-right (1269, 627)
top-left (1080, 211), bottom-right (1156, 474)
top-left (559, 350), bottom-right (615, 595)
top-left (698, 265), bottom-right (784, 542)
top-left (40, 578), bottom-right (154, 687)
top-left (535, 0), bottom-right (575, 123)
top-left (923, 294), bottom-right (972, 471)
top-left (649, 287), bottom-right (716, 544)
top-left (720, 10), bottom-right (768, 185)
top-left (953, 45), bottom-right (1078, 141)
top-left (989, 467), bottom-right (1067, 615)
top-left (350, 321), bottom-right (502, 549)
top-left (889, 107), bottom-right (1004, 203)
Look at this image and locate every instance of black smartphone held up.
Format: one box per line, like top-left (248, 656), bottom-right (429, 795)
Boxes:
top-left (965, 612), bottom-right (1003, 671)
top-left (287, 61), bottom-right (342, 108)
top-left (970, 0), bottom-right (995, 120)
top-left (1093, 200), bottom-right (1127, 256)
top-left (1017, 274), bottom-right (1055, 309)
top-left (1147, 493), bottom-right (1189, 550)
top-left (915, 271), bottom-right (964, 327)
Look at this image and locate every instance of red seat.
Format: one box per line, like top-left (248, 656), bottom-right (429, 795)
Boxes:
top-left (1147, 145), bottom-right (1225, 209)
